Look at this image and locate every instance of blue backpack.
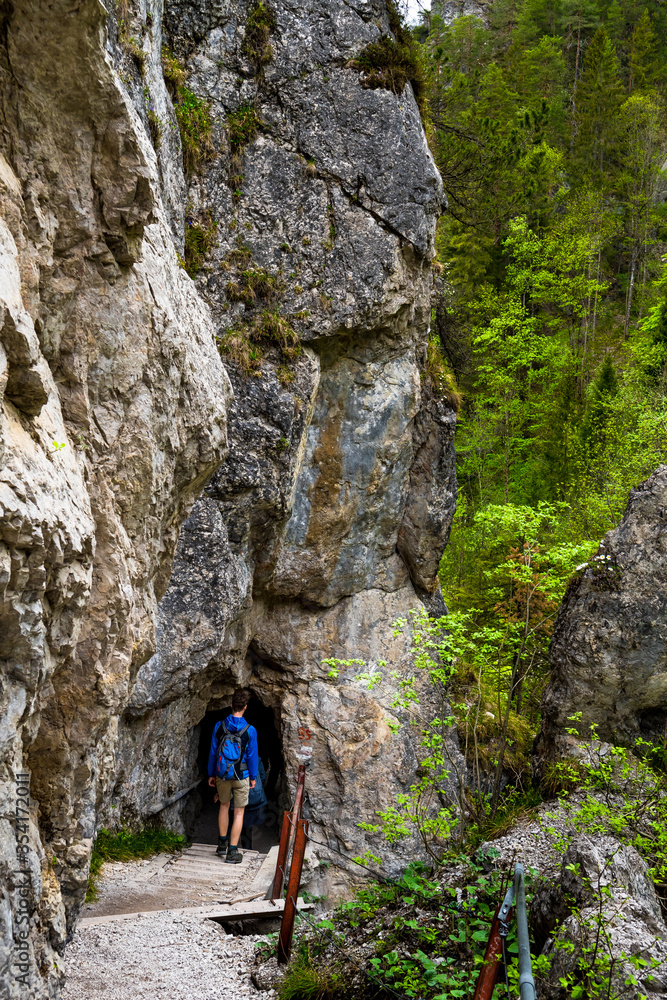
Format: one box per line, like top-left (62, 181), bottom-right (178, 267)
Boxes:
top-left (216, 720), bottom-right (250, 780)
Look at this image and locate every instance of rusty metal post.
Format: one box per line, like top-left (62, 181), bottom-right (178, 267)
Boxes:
top-left (271, 809), bottom-right (292, 899)
top-left (271, 764), bottom-right (306, 900)
top-left (473, 905), bottom-right (512, 1000)
top-left (277, 819), bottom-right (308, 964)
top-left (285, 765), bottom-right (306, 872)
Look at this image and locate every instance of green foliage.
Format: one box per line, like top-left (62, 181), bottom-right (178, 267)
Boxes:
top-left (216, 326), bottom-right (264, 376)
top-left (226, 104), bottom-right (261, 152)
top-left (216, 309), bottom-right (300, 376)
top-left (278, 944), bottom-right (336, 1000)
top-left (241, 1), bottom-right (276, 72)
top-left (251, 308), bottom-right (301, 359)
top-left (175, 87), bottom-right (216, 175)
top-left (86, 827), bottom-right (186, 902)
top-left (425, 336), bottom-right (462, 410)
top-left (290, 859), bottom-right (536, 1000)
top-left (226, 267), bottom-right (283, 306)
top-left (161, 45), bottom-right (186, 94)
top-left (183, 210), bottom-right (218, 278)
top-left (349, 2), bottom-right (426, 114)
top-left (160, 48), bottom-right (215, 175)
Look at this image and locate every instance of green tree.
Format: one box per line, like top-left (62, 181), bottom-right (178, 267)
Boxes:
top-left (574, 27), bottom-right (624, 180)
top-left (628, 8), bottom-right (655, 93)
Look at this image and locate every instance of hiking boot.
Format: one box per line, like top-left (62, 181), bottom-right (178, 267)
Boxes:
top-left (225, 845), bottom-right (243, 864)
top-left (216, 836), bottom-right (229, 857)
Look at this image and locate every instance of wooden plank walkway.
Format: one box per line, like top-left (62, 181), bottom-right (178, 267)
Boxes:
top-left (78, 842), bottom-right (290, 924)
top-left (78, 895), bottom-right (313, 928)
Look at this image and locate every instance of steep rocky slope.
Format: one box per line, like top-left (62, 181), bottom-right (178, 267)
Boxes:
top-left (0, 0), bottom-right (456, 997)
top-left (540, 464), bottom-right (667, 753)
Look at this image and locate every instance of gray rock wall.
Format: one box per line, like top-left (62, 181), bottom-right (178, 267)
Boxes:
top-left (539, 465), bottom-right (667, 754)
top-left (0, 0), bottom-right (231, 995)
top-left (110, 0), bottom-right (458, 886)
top-left (0, 0), bottom-right (458, 995)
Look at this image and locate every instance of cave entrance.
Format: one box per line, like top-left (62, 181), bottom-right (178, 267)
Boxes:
top-left (192, 693), bottom-right (284, 851)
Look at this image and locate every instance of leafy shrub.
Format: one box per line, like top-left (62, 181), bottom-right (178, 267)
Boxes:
top-left (86, 827), bottom-right (186, 902)
top-left (288, 861), bottom-right (532, 1000)
top-left (183, 210), bottom-right (218, 278)
top-left (241, 1), bottom-right (277, 71)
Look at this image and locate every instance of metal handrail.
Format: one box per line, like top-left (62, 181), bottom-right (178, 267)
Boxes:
top-left (474, 862), bottom-right (537, 1000)
top-left (514, 864), bottom-right (537, 1000)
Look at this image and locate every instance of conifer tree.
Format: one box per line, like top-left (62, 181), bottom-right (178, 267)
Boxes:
top-left (574, 27), bottom-right (624, 180)
top-left (629, 8), bottom-right (654, 93)
top-left (581, 354), bottom-right (619, 460)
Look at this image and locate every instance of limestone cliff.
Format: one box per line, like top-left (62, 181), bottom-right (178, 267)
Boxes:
top-left (0, 0), bottom-right (456, 996)
top-left (110, 0), bottom-right (456, 881)
top-left (539, 465), bottom-right (667, 754)
top-left (0, 1), bottom-right (231, 995)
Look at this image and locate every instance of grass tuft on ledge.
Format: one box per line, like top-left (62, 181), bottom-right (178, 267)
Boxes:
top-left (348, 1), bottom-right (426, 115)
top-left (241, 1), bottom-right (277, 72)
top-left (86, 827), bottom-right (186, 902)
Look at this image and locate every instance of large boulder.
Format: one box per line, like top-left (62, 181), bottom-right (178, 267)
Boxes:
top-left (539, 465), bottom-right (667, 753)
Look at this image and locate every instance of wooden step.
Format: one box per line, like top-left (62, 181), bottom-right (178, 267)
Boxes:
top-left (228, 844), bottom-right (279, 904)
top-left (77, 896), bottom-right (314, 927)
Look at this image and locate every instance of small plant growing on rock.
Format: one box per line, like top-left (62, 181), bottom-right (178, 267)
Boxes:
top-left (424, 335), bottom-right (462, 411)
top-left (241, 1), bottom-right (277, 72)
top-left (226, 268), bottom-right (283, 307)
top-left (160, 47), bottom-right (215, 175)
top-left (175, 87), bottom-right (216, 175)
top-left (252, 309), bottom-right (301, 360)
top-left (216, 327), bottom-right (264, 376)
top-left (161, 45), bottom-right (186, 95)
top-left (183, 210), bottom-right (218, 278)
top-left (348, 0), bottom-right (426, 115)
top-left (227, 104), bottom-right (261, 152)
top-left (216, 309), bottom-right (301, 377)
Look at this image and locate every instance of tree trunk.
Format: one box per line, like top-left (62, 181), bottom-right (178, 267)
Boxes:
top-left (624, 248), bottom-right (637, 340)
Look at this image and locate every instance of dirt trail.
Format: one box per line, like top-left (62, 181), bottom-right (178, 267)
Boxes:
top-left (63, 848), bottom-right (276, 999)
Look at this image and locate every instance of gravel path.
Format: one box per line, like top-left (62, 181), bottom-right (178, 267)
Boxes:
top-left (62, 910), bottom-right (273, 1000)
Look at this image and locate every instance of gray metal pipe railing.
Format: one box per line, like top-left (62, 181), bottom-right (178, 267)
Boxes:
top-left (496, 863), bottom-right (537, 1000)
top-left (514, 864), bottom-right (537, 1000)
top-left (145, 777), bottom-right (203, 815)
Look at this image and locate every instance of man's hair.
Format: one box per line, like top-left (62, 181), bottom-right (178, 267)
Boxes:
top-left (231, 688), bottom-right (250, 712)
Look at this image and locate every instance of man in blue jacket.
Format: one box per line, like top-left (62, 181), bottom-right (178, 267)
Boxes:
top-left (207, 688), bottom-right (259, 863)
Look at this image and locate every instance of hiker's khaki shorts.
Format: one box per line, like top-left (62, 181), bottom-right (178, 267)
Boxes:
top-left (215, 776), bottom-right (249, 808)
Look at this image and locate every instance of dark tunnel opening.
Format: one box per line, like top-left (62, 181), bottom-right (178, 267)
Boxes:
top-left (192, 693), bottom-right (284, 851)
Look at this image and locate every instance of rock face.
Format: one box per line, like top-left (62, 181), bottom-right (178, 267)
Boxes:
top-left (540, 466), bottom-right (667, 752)
top-left (532, 834), bottom-right (667, 999)
top-left (0, 0), bottom-right (457, 996)
top-left (0, 1), bottom-right (231, 996)
top-left (432, 0), bottom-right (491, 26)
top-left (110, 0), bottom-right (457, 879)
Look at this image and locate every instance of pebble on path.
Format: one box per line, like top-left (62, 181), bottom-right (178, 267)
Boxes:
top-left (62, 910), bottom-right (274, 1000)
